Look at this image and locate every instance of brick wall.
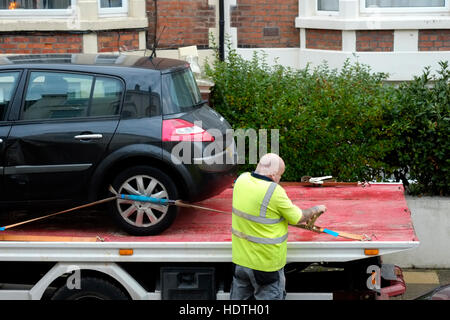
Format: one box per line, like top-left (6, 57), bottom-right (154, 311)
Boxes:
top-left (97, 30), bottom-right (140, 53)
top-left (305, 29), bottom-right (342, 50)
top-left (147, 0), bottom-right (215, 49)
top-left (419, 30), bottom-right (450, 51)
top-left (356, 30), bottom-right (394, 52)
top-left (0, 33), bottom-right (82, 54)
top-left (231, 0), bottom-right (299, 48)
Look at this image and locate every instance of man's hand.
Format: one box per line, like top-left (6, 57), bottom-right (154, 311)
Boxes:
top-left (298, 205), bottom-right (327, 224)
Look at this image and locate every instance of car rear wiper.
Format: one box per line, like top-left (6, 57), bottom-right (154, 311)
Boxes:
top-left (193, 99), bottom-right (208, 108)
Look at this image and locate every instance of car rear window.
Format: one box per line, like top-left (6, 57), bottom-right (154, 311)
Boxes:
top-left (162, 68), bottom-right (202, 115)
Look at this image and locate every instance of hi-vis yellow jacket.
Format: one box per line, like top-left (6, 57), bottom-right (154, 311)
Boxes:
top-left (232, 172), bottom-right (303, 272)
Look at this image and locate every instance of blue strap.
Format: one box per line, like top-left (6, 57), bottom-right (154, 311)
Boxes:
top-left (119, 194), bottom-right (169, 205)
top-left (322, 228), bottom-right (339, 237)
top-left (0, 227), bottom-right (5, 231)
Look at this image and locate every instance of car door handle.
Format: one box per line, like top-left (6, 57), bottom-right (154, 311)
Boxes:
top-left (74, 134), bottom-right (103, 140)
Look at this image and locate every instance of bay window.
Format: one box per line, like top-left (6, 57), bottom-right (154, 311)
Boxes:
top-left (361, 0), bottom-right (449, 12)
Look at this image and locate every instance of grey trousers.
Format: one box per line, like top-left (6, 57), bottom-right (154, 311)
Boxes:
top-left (230, 264), bottom-right (286, 300)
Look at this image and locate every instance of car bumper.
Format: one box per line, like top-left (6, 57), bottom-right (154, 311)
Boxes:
top-left (184, 162), bottom-right (238, 202)
top-left (377, 265), bottom-right (407, 300)
top-left (165, 139), bottom-right (238, 202)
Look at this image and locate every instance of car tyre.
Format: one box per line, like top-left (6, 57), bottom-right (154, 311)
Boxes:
top-left (51, 276), bottom-right (128, 300)
top-left (109, 165), bottom-right (178, 236)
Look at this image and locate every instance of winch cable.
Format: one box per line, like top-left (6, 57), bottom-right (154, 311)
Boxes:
top-left (0, 196), bottom-right (117, 232)
top-left (0, 186), bottom-right (371, 241)
top-left (112, 186), bottom-right (372, 240)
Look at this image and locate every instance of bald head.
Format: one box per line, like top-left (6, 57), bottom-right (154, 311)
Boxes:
top-left (255, 153), bottom-right (285, 183)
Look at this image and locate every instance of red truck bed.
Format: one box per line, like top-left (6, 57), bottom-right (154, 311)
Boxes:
top-left (0, 183), bottom-right (415, 301)
top-left (0, 183), bottom-right (418, 243)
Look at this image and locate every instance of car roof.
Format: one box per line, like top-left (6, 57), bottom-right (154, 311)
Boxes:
top-left (0, 53), bottom-right (188, 72)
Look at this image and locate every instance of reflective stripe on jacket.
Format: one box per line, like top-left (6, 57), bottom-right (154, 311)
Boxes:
top-left (232, 172), bottom-right (302, 272)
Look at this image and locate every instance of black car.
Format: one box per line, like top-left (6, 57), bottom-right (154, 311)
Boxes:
top-left (0, 54), bottom-right (237, 235)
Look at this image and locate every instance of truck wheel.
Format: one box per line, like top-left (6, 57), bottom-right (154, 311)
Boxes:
top-left (110, 165), bottom-right (178, 236)
top-left (51, 277), bottom-right (128, 300)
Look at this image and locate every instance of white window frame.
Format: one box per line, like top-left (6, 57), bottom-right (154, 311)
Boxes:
top-left (98, 0), bottom-right (128, 17)
top-left (0, 0), bottom-right (75, 17)
top-left (316, 0), bottom-right (339, 16)
top-left (360, 0), bottom-right (450, 13)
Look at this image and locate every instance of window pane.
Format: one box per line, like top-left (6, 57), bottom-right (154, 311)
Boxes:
top-left (23, 72), bottom-right (93, 120)
top-left (90, 77), bottom-right (123, 116)
top-left (0, 0), bottom-right (71, 9)
top-left (318, 0), bottom-right (339, 11)
top-left (100, 0), bottom-right (123, 8)
top-left (0, 72), bottom-right (20, 121)
top-left (365, 0), bottom-right (445, 8)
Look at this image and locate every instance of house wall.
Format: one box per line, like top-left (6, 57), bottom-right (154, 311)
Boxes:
top-left (294, 0), bottom-right (450, 81)
top-left (0, 0), bottom-right (148, 55)
top-left (97, 30), bottom-right (141, 53)
top-left (418, 29), bottom-right (450, 51)
top-left (230, 0), bottom-right (299, 48)
top-left (0, 33), bottom-right (83, 54)
top-left (217, 0), bottom-right (450, 80)
top-left (146, 0), bottom-right (216, 50)
top-left (356, 30), bottom-right (394, 52)
top-left (0, 0), bottom-right (449, 78)
top-left (305, 29), bottom-right (342, 50)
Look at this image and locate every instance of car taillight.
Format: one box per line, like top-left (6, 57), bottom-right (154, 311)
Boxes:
top-left (162, 119), bottom-right (215, 142)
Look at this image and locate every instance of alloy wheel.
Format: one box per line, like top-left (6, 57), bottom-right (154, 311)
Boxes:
top-left (116, 175), bottom-right (169, 228)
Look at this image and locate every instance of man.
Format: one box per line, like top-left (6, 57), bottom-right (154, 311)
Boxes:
top-left (230, 153), bottom-right (327, 300)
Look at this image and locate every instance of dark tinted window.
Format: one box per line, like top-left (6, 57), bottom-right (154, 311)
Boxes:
top-left (162, 68), bottom-right (202, 114)
top-left (90, 76), bottom-right (123, 116)
top-left (22, 71), bottom-right (123, 120)
top-left (122, 89), bottom-right (160, 119)
top-left (0, 72), bottom-right (20, 121)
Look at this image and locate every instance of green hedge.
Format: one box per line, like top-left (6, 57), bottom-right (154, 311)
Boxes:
top-left (205, 47), bottom-right (450, 196)
top-left (388, 62), bottom-right (450, 196)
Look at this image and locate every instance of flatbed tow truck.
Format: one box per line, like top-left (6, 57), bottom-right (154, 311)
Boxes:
top-left (0, 183), bottom-right (418, 300)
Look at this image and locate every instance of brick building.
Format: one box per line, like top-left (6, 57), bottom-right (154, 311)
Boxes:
top-left (0, 0), bottom-right (148, 55)
top-left (0, 1), bottom-right (449, 80)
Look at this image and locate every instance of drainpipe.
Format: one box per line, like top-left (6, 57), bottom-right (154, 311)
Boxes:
top-left (219, 0), bottom-right (225, 61)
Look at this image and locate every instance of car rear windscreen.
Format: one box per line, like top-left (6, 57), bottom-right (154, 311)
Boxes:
top-left (162, 68), bottom-right (202, 115)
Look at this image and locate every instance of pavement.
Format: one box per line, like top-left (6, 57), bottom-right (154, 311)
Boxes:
top-left (391, 269), bottom-right (450, 300)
